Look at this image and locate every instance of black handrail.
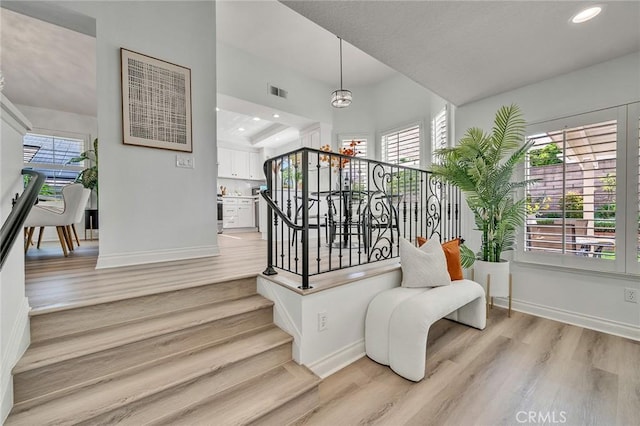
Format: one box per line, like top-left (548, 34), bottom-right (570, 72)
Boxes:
top-left (0, 169), bottom-right (45, 270)
top-left (260, 147), bottom-right (462, 290)
top-left (260, 189), bottom-right (302, 231)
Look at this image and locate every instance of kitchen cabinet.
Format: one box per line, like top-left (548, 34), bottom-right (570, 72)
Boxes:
top-left (218, 147), bottom-right (250, 179)
top-left (222, 197), bottom-right (255, 228)
top-left (249, 152), bottom-right (264, 180)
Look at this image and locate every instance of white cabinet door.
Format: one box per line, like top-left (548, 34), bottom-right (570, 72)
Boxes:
top-left (218, 147), bottom-right (233, 178)
top-left (249, 152), bottom-right (264, 180)
top-left (232, 150), bottom-right (250, 179)
top-left (218, 148), bottom-right (251, 179)
top-left (237, 198), bottom-right (254, 227)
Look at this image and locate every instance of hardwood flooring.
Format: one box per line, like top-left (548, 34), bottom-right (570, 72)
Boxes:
top-left (23, 233), bottom-right (639, 425)
top-left (24, 232), bottom-right (267, 312)
top-left (297, 308), bottom-right (640, 426)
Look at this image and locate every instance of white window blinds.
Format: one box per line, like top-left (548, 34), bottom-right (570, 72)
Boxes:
top-left (431, 107), bottom-right (448, 164)
top-left (23, 133), bottom-right (85, 198)
top-left (382, 125), bottom-right (420, 166)
top-left (525, 120), bottom-right (617, 259)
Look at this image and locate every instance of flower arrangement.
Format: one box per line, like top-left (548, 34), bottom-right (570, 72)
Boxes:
top-left (320, 139), bottom-right (361, 169)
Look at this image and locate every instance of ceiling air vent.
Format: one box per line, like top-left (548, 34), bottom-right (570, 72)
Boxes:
top-left (268, 84), bottom-right (288, 99)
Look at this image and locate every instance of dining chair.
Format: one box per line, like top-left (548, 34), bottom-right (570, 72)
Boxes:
top-left (291, 194), bottom-right (328, 246)
top-left (327, 190), bottom-right (368, 249)
top-left (24, 183), bottom-right (91, 256)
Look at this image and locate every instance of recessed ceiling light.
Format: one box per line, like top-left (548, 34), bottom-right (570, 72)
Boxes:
top-left (571, 6), bottom-right (602, 24)
top-left (216, 107), bottom-right (220, 112)
top-left (272, 113), bottom-right (280, 118)
top-left (238, 127), bottom-right (245, 132)
top-left (253, 117), bottom-right (260, 121)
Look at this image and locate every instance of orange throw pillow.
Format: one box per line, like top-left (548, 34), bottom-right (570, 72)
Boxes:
top-left (416, 237), bottom-right (464, 281)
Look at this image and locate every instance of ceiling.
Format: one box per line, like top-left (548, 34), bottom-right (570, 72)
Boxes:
top-left (216, 0), bottom-right (396, 88)
top-left (4, 1), bottom-right (637, 148)
top-left (282, 0), bottom-right (640, 106)
top-left (0, 7), bottom-right (96, 116)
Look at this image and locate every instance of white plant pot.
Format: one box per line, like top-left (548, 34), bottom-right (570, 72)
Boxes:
top-left (474, 259), bottom-right (510, 298)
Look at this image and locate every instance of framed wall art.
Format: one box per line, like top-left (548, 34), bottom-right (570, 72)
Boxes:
top-left (121, 48), bottom-right (192, 152)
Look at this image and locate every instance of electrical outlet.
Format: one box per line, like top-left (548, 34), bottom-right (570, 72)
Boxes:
top-left (624, 288), bottom-right (638, 303)
top-left (317, 311), bottom-right (328, 331)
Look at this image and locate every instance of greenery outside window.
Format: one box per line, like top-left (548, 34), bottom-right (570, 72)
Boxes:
top-left (519, 103), bottom-right (639, 275)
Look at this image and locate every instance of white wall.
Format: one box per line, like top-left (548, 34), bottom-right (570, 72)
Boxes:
top-left (16, 104), bottom-right (97, 142)
top-left (331, 73), bottom-right (447, 165)
top-left (54, 1), bottom-right (219, 268)
top-left (1, 95), bottom-right (33, 423)
top-left (217, 41), bottom-right (334, 126)
top-left (455, 53), bottom-right (640, 339)
top-left (331, 87), bottom-right (377, 155)
top-left (257, 268), bottom-right (400, 378)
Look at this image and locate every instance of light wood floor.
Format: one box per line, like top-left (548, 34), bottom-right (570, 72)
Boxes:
top-left (24, 233), bottom-right (640, 425)
top-left (299, 308), bottom-right (640, 426)
top-left (24, 232), bottom-right (267, 312)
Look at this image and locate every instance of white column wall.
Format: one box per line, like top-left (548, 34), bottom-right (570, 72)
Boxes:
top-left (54, 1), bottom-right (218, 268)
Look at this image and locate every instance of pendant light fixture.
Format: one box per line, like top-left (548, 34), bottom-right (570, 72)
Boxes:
top-left (331, 37), bottom-right (352, 108)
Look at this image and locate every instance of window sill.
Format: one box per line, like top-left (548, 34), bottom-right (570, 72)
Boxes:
top-left (512, 259), bottom-right (639, 282)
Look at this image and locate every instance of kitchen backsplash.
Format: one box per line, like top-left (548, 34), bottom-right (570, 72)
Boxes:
top-left (218, 177), bottom-right (265, 196)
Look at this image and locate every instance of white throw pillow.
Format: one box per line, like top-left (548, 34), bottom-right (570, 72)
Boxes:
top-left (399, 237), bottom-right (452, 288)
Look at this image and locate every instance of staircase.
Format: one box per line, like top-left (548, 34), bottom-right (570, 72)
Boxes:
top-left (6, 276), bottom-right (319, 425)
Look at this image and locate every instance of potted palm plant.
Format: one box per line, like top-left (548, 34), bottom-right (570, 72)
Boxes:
top-left (431, 104), bottom-right (535, 304)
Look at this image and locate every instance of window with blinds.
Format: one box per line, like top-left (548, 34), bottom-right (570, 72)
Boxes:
top-left (525, 120), bottom-right (617, 259)
top-left (341, 138), bottom-right (367, 158)
top-left (431, 107), bottom-right (448, 164)
top-left (520, 103), bottom-right (639, 274)
top-left (23, 133), bottom-right (85, 198)
top-left (382, 125), bottom-right (420, 167)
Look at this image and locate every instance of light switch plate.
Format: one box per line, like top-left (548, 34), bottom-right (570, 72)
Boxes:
top-left (176, 155), bottom-right (194, 169)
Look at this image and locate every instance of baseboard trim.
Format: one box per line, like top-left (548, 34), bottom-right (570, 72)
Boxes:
top-left (492, 298), bottom-right (640, 341)
top-left (1, 297), bottom-right (31, 423)
top-left (96, 245), bottom-right (220, 269)
top-left (306, 339), bottom-right (366, 379)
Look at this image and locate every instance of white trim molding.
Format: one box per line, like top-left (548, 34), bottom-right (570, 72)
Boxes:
top-left (492, 297), bottom-right (640, 341)
top-left (306, 339), bottom-right (365, 379)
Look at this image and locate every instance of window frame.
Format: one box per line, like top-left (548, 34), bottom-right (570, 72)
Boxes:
top-left (516, 104), bottom-right (638, 276)
top-left (431, 106), bottom-right (448, 166)
top-left (380, 121), bottom-right (423, 167)
top-left (23, 129), bottom-right (90, 200)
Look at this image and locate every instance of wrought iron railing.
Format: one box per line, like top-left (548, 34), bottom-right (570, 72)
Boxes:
top-left (261, 148), bottom-right (461, 289)
top-left (1, 169), bottom-right (45, 270)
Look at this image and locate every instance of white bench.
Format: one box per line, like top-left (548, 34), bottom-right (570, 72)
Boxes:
top-left (365, 279), bottom-right (486, 381)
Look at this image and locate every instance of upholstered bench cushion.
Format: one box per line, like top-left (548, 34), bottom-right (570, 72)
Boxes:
top-left (365, 279), bottom-right (486, 382)
top-left (365, 287), bottom-right (428, 365)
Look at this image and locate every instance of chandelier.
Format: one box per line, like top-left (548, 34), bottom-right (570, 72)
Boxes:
top-left (331, 37), bottom-right (352, 108)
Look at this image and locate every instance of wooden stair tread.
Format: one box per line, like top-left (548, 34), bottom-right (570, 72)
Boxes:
top-left (6, 327), bottom-right (292, 426)
top-left (152, 361), bottom-right (320, 425)
top-left (14, 295), bottom-right (273, 373)
top-left (30, 277), bottom-right (256, 343)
